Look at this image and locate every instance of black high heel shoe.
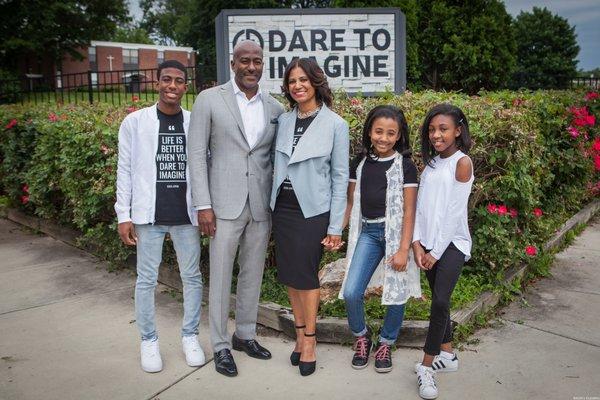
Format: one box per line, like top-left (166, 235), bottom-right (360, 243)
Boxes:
top-left (290, 325), bottom-right (305, 366)
top-left (299, 332), bottom-right (316, 376)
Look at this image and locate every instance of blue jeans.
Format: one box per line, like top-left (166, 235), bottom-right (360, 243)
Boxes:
top-left (343, 222), bottom-right (405, 345)
top-left (134, 224), bottom-right (202, 341)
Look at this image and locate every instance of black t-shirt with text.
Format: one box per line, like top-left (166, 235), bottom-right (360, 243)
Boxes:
top-left (154, 109), bottom-right (191, 225)
top-left (281, 115), bottom-right (317, 191)
top-left (349, 153), bottom-right (418, 219)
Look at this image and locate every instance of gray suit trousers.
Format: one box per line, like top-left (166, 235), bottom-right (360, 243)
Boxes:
top-left (209, 200), bottom-right (271, 352)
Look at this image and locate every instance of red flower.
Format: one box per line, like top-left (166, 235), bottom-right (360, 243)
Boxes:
top-left (486, 203), bottom-right (498, 214)
top-left (5, 119), bottom-right (17, 129)
top-left (509, 208), bottom-right (518, 218)
top-left (525, 245), bottom-right (537, 256)
top-left (593, 138), bottom-right (600, 152)
top-left (350, 97), bottom-right (361, 106)
top-left (584, 92), bottom-right (599, 101)
top-left (595, 155), bottom-right (600, 171)
top-left (48, 113), bottom-right (58, 122)
top-left (126, 106), bottom-right (137, 114)
top-left (132, 95), bottom-right (139, 102)
top-left (20, 195), bottom-right (29, 204)
top-left (533, 208), bottom-right (543, 218)
top-left (22, 184), bottom-right (29, 194)
top-left (585, 115), bottom-right (596, 126)
top-left (497, 204), bottom-right (508, 215)
top-left (567, 126), bottom-right (580, 138)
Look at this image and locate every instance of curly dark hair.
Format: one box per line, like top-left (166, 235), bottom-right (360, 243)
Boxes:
top-left (281, 58), bottom-right (333, 108)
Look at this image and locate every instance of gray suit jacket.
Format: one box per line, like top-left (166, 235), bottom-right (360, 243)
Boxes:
top-left (188, 81), bottom-right (285, 221)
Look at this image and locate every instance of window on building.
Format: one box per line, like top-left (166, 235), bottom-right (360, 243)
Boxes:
top-left (157, 50), bottom-right (164, 66)
top-left (123, 49), bottom-right (139, 70)
top-left (89, 46), bottom-right (97, 71)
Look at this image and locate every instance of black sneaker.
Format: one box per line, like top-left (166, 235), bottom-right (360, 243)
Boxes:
top-left (351, 333), bottom-right (372, 369)
top-left (373, 342), bottom-right (392, 373)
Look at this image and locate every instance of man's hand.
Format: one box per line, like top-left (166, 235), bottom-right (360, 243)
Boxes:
top-left (198, 209), bottom-right (216, 238)
top-left (387, 249), bottom-right (409, 271)
top-left (118, 222), bottom-right (137, 246)
top-left (322, 234), bottom-right (344, 251)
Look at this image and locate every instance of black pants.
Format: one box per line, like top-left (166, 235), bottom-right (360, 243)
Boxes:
top-left (423, 242), bottom-right (465, 356)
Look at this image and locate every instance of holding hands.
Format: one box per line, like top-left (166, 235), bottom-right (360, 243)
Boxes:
top-left (322, 234), bottom-right (344, 251)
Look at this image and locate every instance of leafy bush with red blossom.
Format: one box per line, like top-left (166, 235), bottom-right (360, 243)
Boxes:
top-left (1, 88), bottom-right (598, 315)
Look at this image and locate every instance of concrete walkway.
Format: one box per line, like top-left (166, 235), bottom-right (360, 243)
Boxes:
top-left (1, 217), bottom-right (599, 400)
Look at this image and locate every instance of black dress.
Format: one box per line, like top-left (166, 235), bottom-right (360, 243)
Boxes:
top-left (272, 114), bottom-right (329, 290)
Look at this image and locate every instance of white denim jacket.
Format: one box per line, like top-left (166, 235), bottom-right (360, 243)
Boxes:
top-left (114, 104), bottom-right (198, 226)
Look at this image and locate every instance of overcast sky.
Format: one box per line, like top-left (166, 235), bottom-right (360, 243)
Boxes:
top-left (127, 0), bottom-right (599, 70)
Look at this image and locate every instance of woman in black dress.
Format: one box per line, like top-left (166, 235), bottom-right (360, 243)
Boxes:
top-left (270, 58), bottom-right (349, 376)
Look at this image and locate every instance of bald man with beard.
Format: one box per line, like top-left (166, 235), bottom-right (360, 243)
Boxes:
top-left (188, 40), bottom-right (285, 377)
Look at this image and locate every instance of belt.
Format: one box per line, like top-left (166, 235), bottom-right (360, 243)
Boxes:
top-left (361, 217), bottom-right (386, 224)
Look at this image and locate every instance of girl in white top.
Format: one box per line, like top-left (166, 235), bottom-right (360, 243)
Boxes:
top-left (412, 104), bottom-right (474, 400)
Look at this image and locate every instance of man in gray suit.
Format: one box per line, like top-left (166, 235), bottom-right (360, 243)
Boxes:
top-left (188, 40), bottom-right (284, 377)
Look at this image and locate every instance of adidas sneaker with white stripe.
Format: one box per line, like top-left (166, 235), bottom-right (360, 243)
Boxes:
top-left (414, 352), bottom-right (458, 373)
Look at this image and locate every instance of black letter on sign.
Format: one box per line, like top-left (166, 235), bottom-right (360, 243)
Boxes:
top-left (324, 56), bottom-right (341, 78)
top-left (331, 29), bottom-right (346, 51)
top-left (310, 30), bottom-right (328, 51)
top-left (269, 30), bottom-right (286, 52)
top-left (372, 29), bottom-right (391, 51)
top-left (353, 29), bottom-right (370, 50)
top-left (373, 55), bottom-right (388, 77)
top-left (289, 30), bottom-right (308, 51)
top-left (352, 56), bottom-right (370, 78)
top-left (232, 29), bottom-right (264, 49)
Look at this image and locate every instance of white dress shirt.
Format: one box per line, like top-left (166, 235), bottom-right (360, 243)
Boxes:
top-left (231, 79), bottom-right (265, 149)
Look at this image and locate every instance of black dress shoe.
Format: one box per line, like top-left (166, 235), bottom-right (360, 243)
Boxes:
top-left (214, 349), bottom-right (238, 377)
top-left (232, 334), bottom-right (272, 360)
top-left (299, 332), bottom-right (317, 376)
top-left (290, 351), bottom-right (301, 366)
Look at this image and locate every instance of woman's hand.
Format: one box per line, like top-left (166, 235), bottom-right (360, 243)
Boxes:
top-left (421, 253), bottom-right (438, 270)
top-left (412, 241), bottom-right (426, 270)
top-left (387, 249), bottom-right (409, 271)
top-left (322, 234), bottom-right (344, 251)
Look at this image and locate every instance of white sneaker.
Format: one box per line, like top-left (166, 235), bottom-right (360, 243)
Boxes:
top-left (182, 335), bottom-right (206, 367)
top-left (140, 338), bottom-right (163, 373)
top-left (416, 365), bottom-right (438, 399)
top-left (414, 352), bottom-right (459, 373)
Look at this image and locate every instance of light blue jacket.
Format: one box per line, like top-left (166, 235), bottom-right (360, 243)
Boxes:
top-left (270, 104), bottom-right (349, 235)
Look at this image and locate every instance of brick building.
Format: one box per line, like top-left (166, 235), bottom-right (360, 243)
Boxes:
top-left (18, 41), bottom-right (195, 91)
top-left (63, 41), bottom-right (195, 88)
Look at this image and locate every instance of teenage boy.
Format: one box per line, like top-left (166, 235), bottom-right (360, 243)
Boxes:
top-left (115, 60), bottom-right (204, 373)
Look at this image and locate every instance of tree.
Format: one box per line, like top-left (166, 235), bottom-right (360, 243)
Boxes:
top-left (417, 0), bottom-right (516, 93)
top-left (140, 0), bottom-right (291, 66)
top-left (112, 26), bottom-right (155, 45)
top-left (0, 0), bottom-right (130, 71)
top-left (512, 7), bottom-right (579, 89)
top-left (331, 0), bottom-right (420, 89)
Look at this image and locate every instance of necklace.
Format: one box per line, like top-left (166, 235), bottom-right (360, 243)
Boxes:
top-left (297, 105), bottom-right (321, 119)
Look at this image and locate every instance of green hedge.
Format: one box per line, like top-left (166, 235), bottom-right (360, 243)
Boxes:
top-left (1, 90), bottom-right (598, 320)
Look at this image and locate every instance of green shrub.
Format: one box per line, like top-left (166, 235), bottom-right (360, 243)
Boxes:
top-left (1, 89), bottom-right (598, 320)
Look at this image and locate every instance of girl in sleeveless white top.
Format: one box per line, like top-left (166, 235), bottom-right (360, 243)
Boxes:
top-left (412, 104), bottom-right (474, 400)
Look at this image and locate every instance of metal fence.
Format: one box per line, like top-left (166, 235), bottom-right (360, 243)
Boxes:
top-left (572, 77), bottom-right (600, 90)
top-left (0, 65), bottom-right (218, 110)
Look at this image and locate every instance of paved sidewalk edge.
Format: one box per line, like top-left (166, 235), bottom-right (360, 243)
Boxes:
top-left (5, 198), bottom-right (599, 345)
